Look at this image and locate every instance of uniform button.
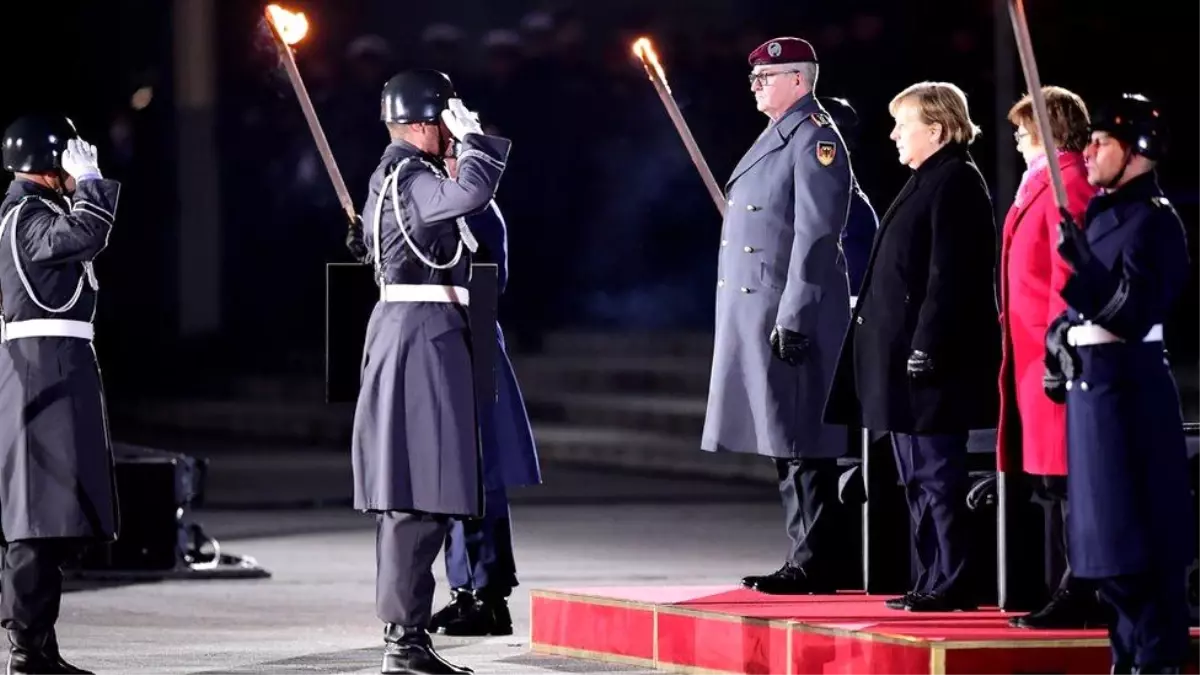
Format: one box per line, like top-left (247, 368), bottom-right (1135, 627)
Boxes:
top-left (717, 279), bottom-right (725, 287)
top-left (740, 287), bottom-right (752, 294)
top-left (1066, 381), bottom-right (1073, 391)
top-left (746, 204), bottom-right (760, 211)
top-left (721, 239), bottom-right (728, 247)
top-left (855, 316), bottom-right (863, 325)
top-left (743, 246), bottom-right (755, 253)
top-left (1080, 381), bottom-right (1090, 392)
top-left (727, 198), bottom-right (735, 206)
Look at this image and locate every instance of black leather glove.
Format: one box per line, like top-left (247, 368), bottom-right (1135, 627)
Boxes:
top-left (1043, 368), bottom-right (1067, 403)
top-left (1055, 208), bottom-right (1094, 273)
top-left (906, 349), bottom-right (934, 380)
top-left (1044, 313), bottom-right (1080, 382)
top-left (769, 325), bottom-right (810, 366)
top-left (346, 215), bottom-right (368, 262)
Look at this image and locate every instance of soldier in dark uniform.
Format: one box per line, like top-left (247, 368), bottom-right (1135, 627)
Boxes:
top-left (351, 69), bottom-right (510, 675)
top-left (702, 37), bottom-right (856, 595)
top-left (1045, 93), bottom-right (1194, 674)
top-left (428, 167), bottom-right (541, 636)
top-left (819, 97), bottom-right (878, 304)
top-left (0, 115), bottom-right (120, 674)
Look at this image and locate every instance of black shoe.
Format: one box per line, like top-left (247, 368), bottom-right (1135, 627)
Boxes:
top-left (1132, 665), bottom-right (1180, 674)
top-left (429, 588), bottom-right (476, 634)
top-left (741, 563), bottom-right (789, 589)
top-left (7, 631), bottom-right (92, 675)
top-left (1008, 589), bottom-right (1106, 629)
top-left (382, 624), bottom-right (472, 675)
top-left (884, 591), bottom-right (926, 610)
top-left (441, 593), bottom-right (513, 637)
top-left (748, 563), bottom-right (837, 595)
top-left (905, 592), bottom-right (978, 612)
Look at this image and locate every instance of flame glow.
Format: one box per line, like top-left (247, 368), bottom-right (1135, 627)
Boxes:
top-left (632, 37), bottom-right (671, 94)
top-left (266, 4), bottom-right (309, 46)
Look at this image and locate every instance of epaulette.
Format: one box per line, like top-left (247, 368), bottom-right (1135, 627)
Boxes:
top-left (808, 112), bottom-right (832, 128)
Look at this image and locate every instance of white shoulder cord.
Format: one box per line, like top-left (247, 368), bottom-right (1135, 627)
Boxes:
top-left (371, 158), bottom-right (469, 293)
top-left (0, 197), bottom-right (93, 315)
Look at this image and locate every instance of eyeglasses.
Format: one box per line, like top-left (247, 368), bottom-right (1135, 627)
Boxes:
top-left (749, 70), bottom-right (801, 86)
top-left (1013, 129), bottom-right (1030, 142)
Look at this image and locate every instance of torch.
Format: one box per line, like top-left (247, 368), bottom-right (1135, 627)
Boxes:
top-left (1006, 0), bottom-right (1068, 211)
top-left (264, 4), bottom-right (359, 228)
top-left (632, 37), bottom-right (727, 219)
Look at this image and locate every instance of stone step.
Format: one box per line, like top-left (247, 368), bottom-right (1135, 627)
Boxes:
top-left (512, 354), bottom-right (712, 397)
top-left (525, 392), bottom-right (708, 438)
top-left (537, 330), bottom-right (714, 358)
top-left (110, 399), bottom-right (775, 483)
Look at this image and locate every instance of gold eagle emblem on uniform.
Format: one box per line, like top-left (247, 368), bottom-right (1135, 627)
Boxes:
top-left (816, 141), bottom-right (837, 166)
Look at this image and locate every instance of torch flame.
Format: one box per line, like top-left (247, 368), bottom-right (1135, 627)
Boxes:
top-left (266, 4), bottom-right (309, 46)
top-left (632, 37), bottom-right (671, 94)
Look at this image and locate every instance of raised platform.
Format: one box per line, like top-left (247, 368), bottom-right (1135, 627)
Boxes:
top-left (530, 586), bottom-right (1200, 674)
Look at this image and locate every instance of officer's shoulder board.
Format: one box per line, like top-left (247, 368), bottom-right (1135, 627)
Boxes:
top-left (807, 113), bottom-right (838, 167)
top-left (808, 112), bottom-right (833, 128)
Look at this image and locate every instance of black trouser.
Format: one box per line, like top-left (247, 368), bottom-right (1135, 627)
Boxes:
top-left (775, 458), bottom-right (840, 576)
top-left (376, 512), bottom-right (450, 628)
top-left (892, 432), bottom-right (970, 597)
top-left (1033, 475), bottom-right (1092, 597)
top-left (1, 539), bottom-right (82, 636)
top-left (1097, 570), bottom-right (1191, 670)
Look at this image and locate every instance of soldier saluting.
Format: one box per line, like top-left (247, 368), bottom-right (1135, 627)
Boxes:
top-left (0, 115), bottom-right (121, 675)
top-left (351, 69), bottom-right (509, 675)
top-left (701, 37), bottom-right (855, 595)
top-left (1045, 93), bottom-right (1194, 674)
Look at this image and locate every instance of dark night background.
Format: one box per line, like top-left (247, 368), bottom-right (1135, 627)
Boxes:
top-left (3, 0), bottom-right (1197, 434)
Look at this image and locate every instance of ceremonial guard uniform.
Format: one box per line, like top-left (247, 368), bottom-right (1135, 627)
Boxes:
top-left (0, 116), bottom-right (119, 675)
top-left (352, 69), bottom-right (509, 675)
top-left (1046, 94), bottom-right (1194, 674)
top-left (702, 38), bottom-right (854, 594)
top-left (429, 198), bottom-right (542, 636)
top-left (819, 97), bottom-right (878, 302)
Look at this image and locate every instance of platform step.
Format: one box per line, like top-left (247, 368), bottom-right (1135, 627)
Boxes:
top-left (538, 331), bottom-right (714, 358)
top-left (525, 392), bottom-right (708, 437)
top-left (531, 586), bottom-right (1200, 675)
top-left (513, 354), bottom-right (712, 396)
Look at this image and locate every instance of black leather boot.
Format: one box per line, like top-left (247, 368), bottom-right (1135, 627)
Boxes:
top-left (428, 589), bottom-right (476, 634)
top-left (382, 624), bottom-right (472, 675)
top-left (440, 591), bottom-right (512, 637)
top-left (1009, 587), bottom-right (1106, 629)
top-left (7, 630), bottom-right (92, 675)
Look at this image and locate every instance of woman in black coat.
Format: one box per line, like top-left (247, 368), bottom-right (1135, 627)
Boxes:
top-left (824, 81), bottom-right (1000, 612)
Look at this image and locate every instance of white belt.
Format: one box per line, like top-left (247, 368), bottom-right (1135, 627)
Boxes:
top-left (2, 319), bottom-right (94, 342)
top-left (1067, 323), bottom-right (1162, 347)
top-left (381, 284), bottom-right (470, 306)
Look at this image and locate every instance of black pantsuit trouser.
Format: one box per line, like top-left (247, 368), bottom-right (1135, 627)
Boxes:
top-left (0, 538), bottom-right (82, 636)
top-left (376, 511), bottom-right (451, 629)
top-left (891, 432), bottom-right (970, 597)
top-left (775, 458), bottom-right (840, 577)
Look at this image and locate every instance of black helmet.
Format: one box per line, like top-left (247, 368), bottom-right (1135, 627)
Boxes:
top-left (1089, 93), bottom-right (1167, 161)
top-left (2, 115), bottom-right (78, 173)
top-left (820, 97), bottom-right (858, 130)
top-left (380, 69), bottom-right (456, 123)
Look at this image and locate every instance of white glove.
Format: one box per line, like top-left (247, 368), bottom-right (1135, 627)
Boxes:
top-left (440, 98), bottom-right (482, 141)
top-left (62, 138), bottom-right (102, 181)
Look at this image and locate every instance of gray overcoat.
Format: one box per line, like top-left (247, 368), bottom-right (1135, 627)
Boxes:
top-left (701, 94), bottom-right (853, 460)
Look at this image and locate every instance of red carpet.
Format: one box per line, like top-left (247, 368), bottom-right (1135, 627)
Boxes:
top-left (530, 586), bottom-right (1200, 674)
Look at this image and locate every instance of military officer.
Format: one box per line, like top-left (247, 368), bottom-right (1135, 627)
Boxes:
top-left (352, 69), bottom-right (510, 675)
top-left (0, 115), bottom-right (120, 674)
top-left (428, 157), bottom-right (541, 637)
top-left (1045, 93), bottom-right (1194, 674)
top-left (702, 37), bottom-right (854, 595)
top-left (819, 97), bottom-right (878, 304)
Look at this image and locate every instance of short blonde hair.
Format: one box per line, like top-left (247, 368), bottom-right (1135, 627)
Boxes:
top-left (1007, 86), bottom-right (1090, 152)
top-left (889, 81), bottom-right (981, 145)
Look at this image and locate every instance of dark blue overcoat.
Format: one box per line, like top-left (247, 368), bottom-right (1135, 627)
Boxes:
top-left (464, 201), bottom-right (541, 490)
top-left (1058, 172), bottom-right (1194, 578)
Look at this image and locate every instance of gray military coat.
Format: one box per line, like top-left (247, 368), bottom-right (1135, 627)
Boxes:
top-left (701, 94), bottom-right (853, 460)
top-left (0, 178), bottom-right (120, 543)
top-left (352, 134), bottom-right (511, 518)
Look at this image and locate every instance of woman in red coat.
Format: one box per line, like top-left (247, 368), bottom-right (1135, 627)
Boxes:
top-left (997, 86), bottom-right (1102, 629)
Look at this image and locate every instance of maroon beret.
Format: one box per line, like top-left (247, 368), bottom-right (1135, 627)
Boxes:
top-left (747, 37), bottom-right (818, 66)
